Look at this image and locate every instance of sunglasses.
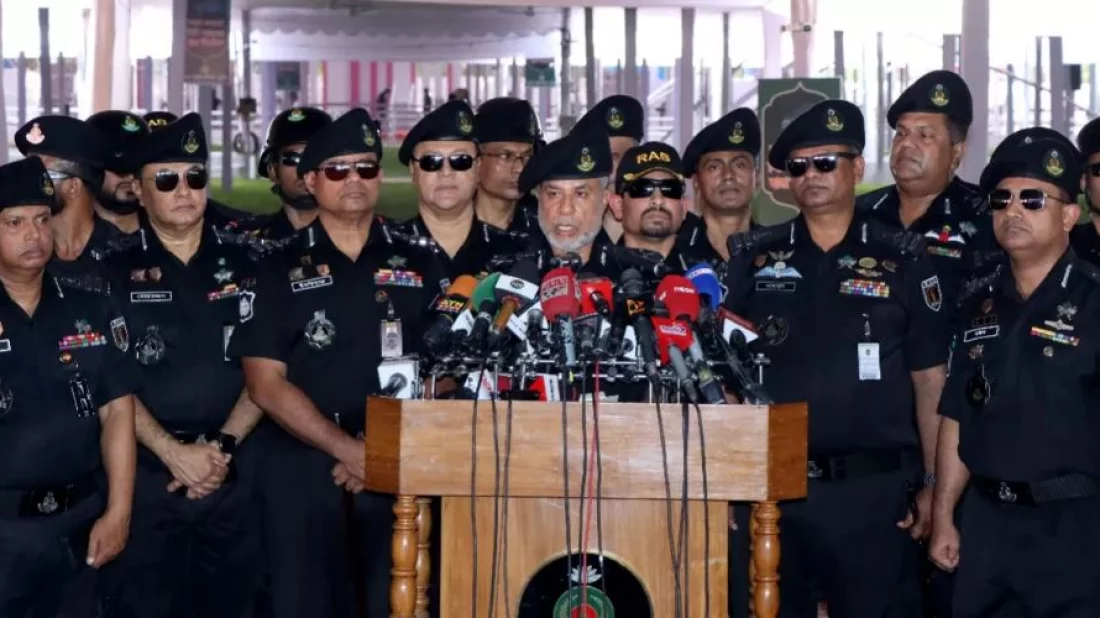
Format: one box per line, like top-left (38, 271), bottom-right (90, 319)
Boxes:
top-left (785, 152), bottom-right (857, 178)
top-left (151, 167), bottom-right (208, 192)
top-left (988, 188), bottom-right (1066, 211)
top-left (278, 151), bottom-right (302, 167)
top-left (319, 161), bottom-right (381, 182)
top-left (625, 178), bottom-right (685, 200)
top-left (1089, 162), bottom-right (1100, 177)
top-left (412, 153), bottom-right (475, 173)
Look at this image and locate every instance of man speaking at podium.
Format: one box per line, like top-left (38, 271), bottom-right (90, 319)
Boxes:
top-left (229, 108), bottom-right (443, 618)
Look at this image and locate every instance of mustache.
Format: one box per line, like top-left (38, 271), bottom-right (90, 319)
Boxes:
top-left (642, 205), bottom-right (672, 217)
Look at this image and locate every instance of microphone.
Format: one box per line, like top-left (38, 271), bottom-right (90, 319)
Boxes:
top-left (422, 274), bottom-right (479, 357)
top-left (685, 264), bottom-right (724, 313)
top-left (380, 373), bottom-right (408, 397)
top-left (539, 267), bottom-right (581, 369)
top-left (578, 274), bottom-right (614, 359)
top-left (617, 268), bottom-right (661, 386)
top-left (488, 260), bottom-right (541, 351)
top-left (461, 273), bottom-right (501, 355)
top-left (651, 316), bottom-right (701, 404)
top-left (655, 275), bottom-right (725, 404)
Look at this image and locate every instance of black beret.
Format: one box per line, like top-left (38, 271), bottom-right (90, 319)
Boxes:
top-left (990, 127), bottom-right (1075, 164)
top-left (296, 107), bottom-right (383, 178)
top-left (1077, 118), bottom-right (1100, 161)
top-left (980, 135), bottom-right (1081, 201)
top-left (398, 100), bottom-right (476, 166)
top-left (767, 100), bottom-right (864, 171)
top-left (474, 97), bottom-right (540, 145)
top-left (518, 129), bottom-right (612, 195)
top-left (15, 115), bottom-right (111, 169)
top-left (144, 111), bottom-right (178, 132)
top-left (259, 107), bottom-right (333, 177)
top-left (125, 112), bottom-right (208, 171)
top-left (0, 157), bottom-right (61, 213)
top-left (572, 95), bottom-right (644, 142)
top-left (615, 141), bottom-right (684, 194)
top-left (682, 107), bottom-right (760, 177)
top-left (85, 110), bottom-right (149, 173)
top-left (887, 70), bottom-right (973, 129)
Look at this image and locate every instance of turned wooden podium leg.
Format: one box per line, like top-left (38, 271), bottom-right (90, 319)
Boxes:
top-left (414, 497), bottom-right (433, 618)
top-left (392, 495), bottom-right (419, 618)
top-left (751, 501), bottom-right (781, 618)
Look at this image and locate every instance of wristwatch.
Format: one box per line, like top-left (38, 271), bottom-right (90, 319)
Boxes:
top-left (923, 473), bottom-right (937, 487)
top-left (216, 432), bottom-right (239, 455)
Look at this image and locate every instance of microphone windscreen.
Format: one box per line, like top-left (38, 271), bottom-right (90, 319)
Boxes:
top-left (685, 264), bottom-right (723, 312)
top-left (539, 267), bottom-right (581, 321)
top-left (655, 274), bottom-right (701, 322)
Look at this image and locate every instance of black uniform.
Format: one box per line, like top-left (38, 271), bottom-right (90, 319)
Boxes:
top-left (398, 214), bottom-right (527, 282)
top-left (1069, 222), bottom-right (1100, 267)
top-left (47, 217), bottom-right (128, 294)
top-left (99, 224), bottom-right (263, 618)
top-left (0, 157), bottom-right (140, 617)
top-left (942, 254), bottom-right (1100, 617)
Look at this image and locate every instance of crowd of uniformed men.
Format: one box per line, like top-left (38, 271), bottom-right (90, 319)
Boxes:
top-left (2, 67), bottom-right (1099, 618)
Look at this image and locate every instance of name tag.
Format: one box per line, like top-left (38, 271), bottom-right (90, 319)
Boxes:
top-left (755, 280), bottom-right (797, 293)
top-left (0, 340), bottom-right (11, 353)
top-left (130, 291), bottom-right (173, 303)
top-left (963, 325), bottom-right (1000, 343)
top-left (291, 276), bottom-right (334, 293)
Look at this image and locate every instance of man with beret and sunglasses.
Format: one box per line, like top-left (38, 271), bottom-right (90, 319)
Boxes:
top-left (858, 71), bottom-right (998, 322)
top-left (398, 99), bottom-right (527, 284)
top-left (253, 107), bottom-right (334, 241)
top-left (473, 97), bottom-right (542, 235)
top-left (15, 115), bottom-right (126, 294)
top-left (97, 112), bottom-right (266, 618)
top-left (1071, 118), bottom-right (1100, 267)
top-left (930, 133), bottom-right (1100, 618)
top-left (0, 157), bottom-right (138, 617)
top-left (230, 107), bottom-right (445, 618)
top-left (723, 99), bottom-right (949, 618)
top-left (86, 110), bottom-right (150, 235)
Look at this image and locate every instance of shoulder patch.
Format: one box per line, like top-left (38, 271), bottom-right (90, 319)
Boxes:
top-left (866, 221), bottom-right (926, 260)
top-left (727, 223), bottom-right (788, 258)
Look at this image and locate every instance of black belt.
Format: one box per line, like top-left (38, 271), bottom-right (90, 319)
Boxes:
top-left (807, 449), bottom-right (907, 482)
top-left (0, 475), bottom-right (98, 518)
top-left (972, 474), bottom-right (1097, 506)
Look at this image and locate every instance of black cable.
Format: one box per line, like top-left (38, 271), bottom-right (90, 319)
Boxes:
top-left (593, 364), bottom-right (607, 600)
top-left (693, 401), bottom-right (712, 618)
top-left (653, 397), bottom-right (684, 618)
top-left (469, 367), bottom-right (486, 618)
top-left (487, 387), bottom-right (502, 618)
top-left (501, 396), bottom-right (516, 618)
top-left (679, 399), bottom-right (691, 618)
top-left (560, 369), bottom-right (574, 613)
top-left (576, 367), bottom-right (590, 611)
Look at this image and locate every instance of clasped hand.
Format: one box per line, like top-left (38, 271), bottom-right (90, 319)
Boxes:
top-left (164, 442), bottom-right (232, 499)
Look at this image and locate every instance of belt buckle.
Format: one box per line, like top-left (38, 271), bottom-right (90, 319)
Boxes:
top-left (997, 482), bottom-right (1017, 504)
top-left (38, 490), bottom-right (59, 515)
top-left (807, 460), bottom-right (824, 479)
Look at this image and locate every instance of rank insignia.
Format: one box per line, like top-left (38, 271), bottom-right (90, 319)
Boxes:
top-left (839, 279), bottom-right (890, 298)
top-left (881, 260), bottom-right (897, 273)
top-left (1057, 302), bottom-right (1077, 321)
top-left (110, 317), bottom-right (129, 353)
top-left (387, 255), bottom-right (408, 268)
top-left (148, 267), bottom-right (163, 282)
top-left (1029, 325), bottom-right (1079, 347)
top-left (921, 276), bottom-right (943, 312)
top-left (317, 264), bottom-right (331, 277)
top-left (959, 221), bottom-right (978, 237)
top-left (289, 267), bottom-right (305, 282)
top-left (837, 255), bottom-right (857, 270)
top-left (130, 269), bottom-right (147, 282)
top-left (214, 267), bottom-right (234, 284)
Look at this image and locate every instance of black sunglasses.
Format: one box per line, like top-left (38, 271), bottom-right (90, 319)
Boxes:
top-left (1088, 162), bottom-right (1100, 177)
top-left (625, 178), bottom-right (685, 200)
top-left (412, 153), bottom-right (475, 173)
top-left (278, 151), bottom-right (302, 167)
top-left (320, 161), bottom-right (381, 182)
top-left (152, 167), bottom-right (207, 192)
top-left (988, 188), bottom-right (1066, 211)
top-left (785, 152), bottom-right (857, 178)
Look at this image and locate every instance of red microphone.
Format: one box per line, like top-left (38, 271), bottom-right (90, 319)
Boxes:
top-left (540, 267), bottom-right (581, 367)
top-left (650, 316), bottom-right (694, 365)
top-left (656, 275), bottom-right (701, 322)
top-left (578, 275), bottom-right (614, 317)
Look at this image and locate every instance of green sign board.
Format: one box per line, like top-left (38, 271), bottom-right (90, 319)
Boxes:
top-left (755, 78), bottom-right (843, 225)
top-left (525, 59), bottom-right (557, 88)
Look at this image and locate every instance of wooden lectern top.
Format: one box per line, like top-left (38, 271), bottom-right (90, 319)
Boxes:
top-left (364, 398), bottom-right (807, 503)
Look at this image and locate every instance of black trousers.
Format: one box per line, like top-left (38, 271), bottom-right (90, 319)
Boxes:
top-left (0, 492), bottom-right (104, 618)
top-left (770, 467), bottom-right (923, 618)
top-left (261, 427), bottom-right (394, 618)
top-left (953, 488), bottom-right (1100, 618)
top-left (108, 443), bottom-right (260, 618)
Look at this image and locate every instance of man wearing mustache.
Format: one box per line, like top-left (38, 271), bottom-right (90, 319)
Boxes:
top-left (930, 132), bottom-right (1100, 618)
top-left (253, 107), bottom-right (334, 241)
top-left (1071, 118), bottom-right (1100, 267)
top-left (858, 70), bottom-right (999, 317)
top-left (87, 110), bottom-right (150, 234)
top-left (723, 100), bottom-right (948, 618)
top-left (472, 97), bottom-right (542, 235)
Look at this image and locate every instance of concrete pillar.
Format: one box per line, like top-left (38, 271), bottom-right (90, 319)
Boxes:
top-left (39, 8), bottom-right (52, 114)
top-left (559, 8), bottom-right (572, 122)
top-left (511, 58), bottom-right (521, 98)
top-left (17, 54), bottom-right (26, 125)
top-left (241, 9), bottom-right (254, 178)
top-left (221, 81), bottom-right (233, 191)
top-left (677, 8), bottom-right (695, 149)
top-left (721, 12), bottom-right (730, 113)
top-left (167, 0), bottom-right (186, 115)
top-left (0, 2), bottom-right (7, 163)
top-left (261, 62), bottom-right (277, 133)
top-left (1049, 36), bottom-right (1067, 137)
top-left (762, 10), bottom-right (783, 79)
top-left (111, 0), bottom-right (131, 109)
top-left (959, 0), bottom-right (990, 183)
top-left (790, 0), bottom-right (815, 77)
top-left (585, 7), bottom-right (596, 109)
top-left (624, 8), bottom-right (638, 100)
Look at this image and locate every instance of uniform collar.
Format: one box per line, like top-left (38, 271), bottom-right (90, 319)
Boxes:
top-left (999, 247), bottom-right (1078, 301)
top-left (300, 214), bottom-right (389, 254)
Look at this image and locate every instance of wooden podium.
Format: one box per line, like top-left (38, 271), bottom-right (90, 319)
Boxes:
top-left (364, 397), bottom-right (807, 618)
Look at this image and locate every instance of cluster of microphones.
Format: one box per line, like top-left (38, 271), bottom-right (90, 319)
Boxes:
top-left (401, 256), bottom-right (774, 406)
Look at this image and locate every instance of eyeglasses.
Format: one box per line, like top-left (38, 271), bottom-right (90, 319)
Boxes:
top-left (412, 153), bottom-right (475, 172)
top-left (1088, 162), bottom-right (1100, 177)
top-left (625, 178), bottom-right (685, 200)
top-left (320, 161), bottom-right (381, 182)
top-left (988, 188), bottom-right (1066, 211)
top-left (785, 152), bottom-right (857, 178)
top-left (481, 151), bottom-right (532, 167)
top-left (151, 167), bottom-right (207, 192)
top-left (278, 151), bottom-right (302, 167)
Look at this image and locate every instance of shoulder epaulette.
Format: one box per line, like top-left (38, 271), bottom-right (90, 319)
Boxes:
top-left (969, 248), bottom-right (1005, 273)
top-left (98, 232), bottom-right (144, 260)
top-left (52, 273), bottom-right (111, 296)
top-left (1073, 259), bottom-right (1100, 287)
top-left (855, 185), bottom-right (893, 211)
top-left (213, 225), bottom-right (270, 261)
top-left (865, 220), bottom-right (926, 259)
top-left (727, 223), bottom-right (788, 258)
top-left (385, 222), bottom-right (442, 255)
top-left (960, 266), bottom-right (1002, 302)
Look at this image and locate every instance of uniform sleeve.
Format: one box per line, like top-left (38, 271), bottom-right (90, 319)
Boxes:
top-left (938, 330), bottom-right (970, 421)
top-left (96, 293), bottom-right (142, 405)
top-left (410, 254), bottom-right (449, 358)
top-left (226, 258), bottom-right (294, 362)
top-left (903, 253), bottom-right (951, 370)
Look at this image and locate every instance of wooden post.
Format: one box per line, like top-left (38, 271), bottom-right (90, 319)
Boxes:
top-left (414, 497), bottom-right (433, 618)
top-left (752, 501), bottom-right (781, 618)
top-left (391, 495), bottom-right (419, 618)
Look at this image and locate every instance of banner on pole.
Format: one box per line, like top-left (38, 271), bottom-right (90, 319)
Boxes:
top-left (184, 0), bottom-right (231, 84)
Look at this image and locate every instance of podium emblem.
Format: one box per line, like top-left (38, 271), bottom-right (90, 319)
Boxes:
top-left (518, 552), bottom-right (651, 617)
